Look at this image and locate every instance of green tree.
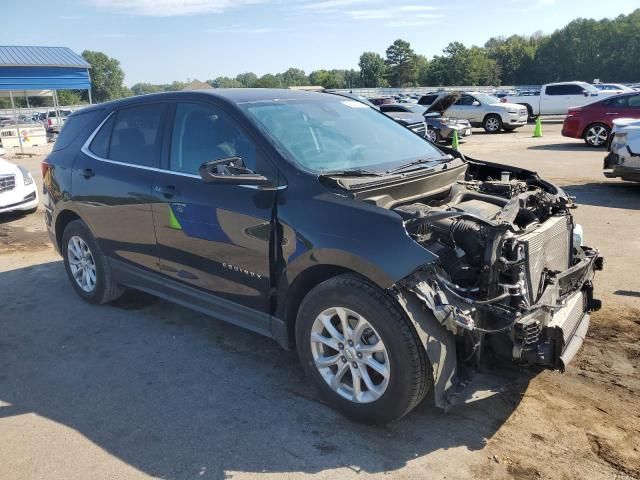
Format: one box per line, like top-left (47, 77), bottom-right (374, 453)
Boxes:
top-left (209, 77), bottom-right (244, 88)
top-left (308, 70), bottom-right (346, 89)
top-left (279, 68), bottom-right (309, 87)
top-left (235, 72), bottom-right (258, 87)
top-left (415, 55), bottom-right (430, 86)
top-left (255, 74), bottom-right (281, 88)
top-left (57, 90), bottom-right (83, 105)
top-left (131, 83), bottom-right (162, 95)
top-left (359, 52), bottom-right (387, 87)
top-left (385, 39), bottom-right (418, 87)
top-left (81, 50), bottom-right (128, 102)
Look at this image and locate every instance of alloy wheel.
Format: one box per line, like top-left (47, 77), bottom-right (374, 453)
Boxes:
top-left (67, 236), bottom-right (97, 293)
top-left (485, 117), bottom-right (500, 132)
top-left (585, 125), bottom-right (608, 146)
top-left (426, 128), bottom-right (438, 143)
top-left (310, 306), bottom-right (390, 403)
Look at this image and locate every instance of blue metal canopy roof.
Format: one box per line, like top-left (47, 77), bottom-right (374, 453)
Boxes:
top-left (0, 46), bottom-right (91, 91)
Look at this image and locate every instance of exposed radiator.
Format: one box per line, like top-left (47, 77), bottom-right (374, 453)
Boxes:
top-left (519, 215), bottom-right (572, 302)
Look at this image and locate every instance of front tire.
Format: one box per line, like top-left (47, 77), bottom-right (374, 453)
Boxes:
top-left (62, 220), bottom-right (124, 304)
top-left (296, 275), bottom-right (431, 424)
top-left (483, 114), bottom-right (502, 133)
top-left (425, 128), bottom-right (440, 144)
top-left (583, 123), bottom-right (610, 147)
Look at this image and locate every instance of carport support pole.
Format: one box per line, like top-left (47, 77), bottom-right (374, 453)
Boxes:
top-left (88, 87), bottom-right (92, 105)
top-left (9, 90), bottom-right (25, 155)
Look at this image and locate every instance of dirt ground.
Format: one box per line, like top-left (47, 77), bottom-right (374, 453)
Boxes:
top-left (0, 123), bottom-right (638, 480)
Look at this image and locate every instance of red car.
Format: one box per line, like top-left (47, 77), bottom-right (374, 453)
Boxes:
top-left (562, 92), bottom-right (640, 147)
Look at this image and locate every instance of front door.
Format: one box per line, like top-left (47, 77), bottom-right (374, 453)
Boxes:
top-left (448, 94), bottom-right (482, 123)
top-left (72, 103), bottom-right (168, 272)
top-left (151, 101), bottom-right (279, 314)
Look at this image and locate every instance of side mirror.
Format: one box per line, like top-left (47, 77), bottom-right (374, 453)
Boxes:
top-left (472, 100), bottom-right (481, 106)
top-left (199, 157), bottom-right (272, 186)
top-left (583, 91), bottom-right (590, 97)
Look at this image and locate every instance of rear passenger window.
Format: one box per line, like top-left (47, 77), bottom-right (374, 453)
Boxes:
top-left (109, 104), bottom-right (166, 167)
top-left (53, 109), bottom-right (102, 152)
top-left (89, 115), bottom-right (114, 158)
top-left (545, 85), bottom-right (565, 95)
top-left (628, 95), bottom-right (640, 108)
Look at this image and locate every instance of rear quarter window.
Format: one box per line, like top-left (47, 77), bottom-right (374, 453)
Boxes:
top-left (52, 109), bottom-right (104, 152)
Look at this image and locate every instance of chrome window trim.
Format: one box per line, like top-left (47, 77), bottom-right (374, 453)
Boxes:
top-left (79, 109), bottom-right (282, 187)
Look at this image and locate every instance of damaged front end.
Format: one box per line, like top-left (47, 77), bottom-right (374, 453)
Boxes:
top-left (391, 159), bottom-right (604, 409)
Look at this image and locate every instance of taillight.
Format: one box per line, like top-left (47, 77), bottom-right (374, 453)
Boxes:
top-left (47, 118), bottom-right (52, 126)
top-left (41, 159), bottom-right (50, 179)
top-left (500, 98), bottom-right (507, 103)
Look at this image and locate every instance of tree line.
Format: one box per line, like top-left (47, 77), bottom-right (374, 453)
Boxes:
top-left (2, 9), bottom-right (638, 109)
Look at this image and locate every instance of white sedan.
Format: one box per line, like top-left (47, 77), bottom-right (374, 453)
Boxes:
top-left (0, 153), bottom-right (39, 214)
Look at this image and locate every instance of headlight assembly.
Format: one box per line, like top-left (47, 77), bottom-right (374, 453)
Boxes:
top-left (18, 166), bottom-right (34, 185)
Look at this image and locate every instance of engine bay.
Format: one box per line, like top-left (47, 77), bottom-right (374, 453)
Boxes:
top-left (389, 161), bottom-right (601, 370)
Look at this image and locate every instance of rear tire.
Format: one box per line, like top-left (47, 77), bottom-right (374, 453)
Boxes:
top-left (483, 114), bottom-right (502, 133)
top-left (583, 123), bottom-right (610, 147)
top-left (296, 274), bottom-right (431, 424)
top-left (62, 220), bottom-right (124, 304)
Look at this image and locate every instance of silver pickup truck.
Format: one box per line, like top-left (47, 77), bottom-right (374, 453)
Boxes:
top-left (419, 92), bottom-right (528, 133)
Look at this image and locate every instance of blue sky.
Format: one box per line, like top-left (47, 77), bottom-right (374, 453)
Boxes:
top-left (2, 0), bottom-right (638, 85)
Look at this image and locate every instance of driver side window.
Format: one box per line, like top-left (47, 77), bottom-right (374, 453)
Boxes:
top-left (170, 102), bottom-right (257, 175)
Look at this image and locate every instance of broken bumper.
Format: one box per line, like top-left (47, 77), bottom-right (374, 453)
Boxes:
top-left (513, 246), bottom-right (603, 370)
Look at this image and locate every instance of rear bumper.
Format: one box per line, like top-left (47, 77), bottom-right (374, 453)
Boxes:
top-left (561, 117), bottom-right (583, 139)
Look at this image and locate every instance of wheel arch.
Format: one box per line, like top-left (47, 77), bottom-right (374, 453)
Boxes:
top-left (277, 264), bottom-right (364, 348)
top-left (483, 112), bottom-right (503, 124)
top-left (54, 209), bottom-right (83, 252)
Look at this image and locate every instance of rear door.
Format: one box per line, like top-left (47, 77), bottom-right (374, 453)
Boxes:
top-left (73, 102), bottom-right (168, 273)
top-left (151, 100), bottom-right (279, 316)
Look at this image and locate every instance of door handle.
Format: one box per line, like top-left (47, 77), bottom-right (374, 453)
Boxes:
top-left (605, 112), bottom-right (619, 115)
top-left (155, 185), bottom-right (180, 198)
top-left (82, 168), bottom-right (95, 179)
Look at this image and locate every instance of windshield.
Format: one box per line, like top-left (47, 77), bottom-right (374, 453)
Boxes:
top-left (400, 104), bottom-right (426, 112)
top-left (474, 93), bottom-right (501, 104)
top-left (243, 97), bottom-right (445, 173)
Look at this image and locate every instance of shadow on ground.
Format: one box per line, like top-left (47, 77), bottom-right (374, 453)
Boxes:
top-left (0, 261), bottom-right (528, 479)
top-left (527, 142), bottom-right (595, 152)
top-left (563, 181), bottom-right (640, 210)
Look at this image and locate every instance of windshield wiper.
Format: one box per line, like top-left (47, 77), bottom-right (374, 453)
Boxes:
top-left (386, 155), bottom-right (453, 174)
top-left (318, 168), bottom-right (383, 178)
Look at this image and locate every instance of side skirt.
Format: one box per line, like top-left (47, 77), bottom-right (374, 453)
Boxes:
top-left (110, 258), bottom-right (279, 340)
